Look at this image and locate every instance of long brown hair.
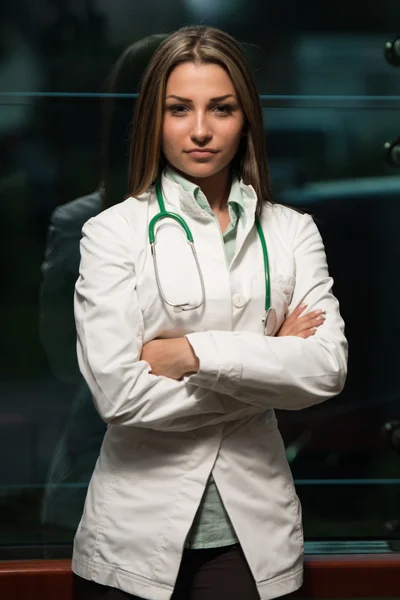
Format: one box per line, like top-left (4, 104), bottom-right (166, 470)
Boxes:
top-left (129, 25), bottom-right (273, 215)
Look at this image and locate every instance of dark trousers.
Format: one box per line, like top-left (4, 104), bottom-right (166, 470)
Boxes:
top-left (73, 543), bottom-right (260, 599)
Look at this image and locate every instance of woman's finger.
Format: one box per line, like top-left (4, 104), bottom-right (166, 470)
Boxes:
top-left (277, 308), bottom-right (326, 337)
top-left (278, 313), bottom-right (325, 337)
top-left (287, 303), bottom-right (308, 323)
top-left (290, 319), bottom-right (324, 337)
top-left (285, 306), bottom-right (323, 328)
top-left (293, 313), bottom-right (325, 332)
top-left (298, 327), bottom-right (318, 339)
top-left (296, 309), bottom-right (325, 323)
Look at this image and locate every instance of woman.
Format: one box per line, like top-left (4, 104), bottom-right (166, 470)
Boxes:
top-left (72, 26), bottom-right (347, 600)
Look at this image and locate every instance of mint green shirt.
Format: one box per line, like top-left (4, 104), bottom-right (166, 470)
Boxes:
top-left (165, 167), bottom-right (245, 549)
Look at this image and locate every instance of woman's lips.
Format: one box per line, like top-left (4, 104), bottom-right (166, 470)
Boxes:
top-left (186, 149), bottom-right (219, 159)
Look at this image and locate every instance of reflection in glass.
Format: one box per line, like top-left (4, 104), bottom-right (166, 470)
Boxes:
top-left (39, 34), bottom-right (166, 547)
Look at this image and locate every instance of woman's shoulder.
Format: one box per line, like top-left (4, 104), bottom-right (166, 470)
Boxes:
top-left (262, 201), bottom-right (311, 231)
top-left (261, 202), bottom-right (323, 254)
top-left (82, 189), bottom-right (153, 236)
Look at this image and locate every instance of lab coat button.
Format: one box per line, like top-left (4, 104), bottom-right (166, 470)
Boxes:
top-left (232, 293), bottom-right (247, 308)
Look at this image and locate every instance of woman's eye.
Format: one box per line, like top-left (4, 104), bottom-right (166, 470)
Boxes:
top-left (167, 104), bottom-right (188, 116)
top-left (213, 104), bottom-right (233, 115)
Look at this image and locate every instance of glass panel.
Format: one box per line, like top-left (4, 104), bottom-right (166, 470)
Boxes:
top-left (1, 0), bottom-right (400, 566)
top-left (4, 2), bottom-right (400, 95)
top-left (273, 100), bottom-right (400, 553)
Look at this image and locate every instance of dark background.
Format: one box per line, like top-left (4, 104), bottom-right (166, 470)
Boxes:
top-left (1, 0), bottom-right (400, 558)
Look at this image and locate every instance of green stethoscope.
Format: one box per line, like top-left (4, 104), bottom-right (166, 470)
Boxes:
top-left (149, 178), bottom-right (277, 336)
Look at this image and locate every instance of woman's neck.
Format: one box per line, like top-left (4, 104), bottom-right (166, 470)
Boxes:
top-left (174, 166), bottom-right (231, 212)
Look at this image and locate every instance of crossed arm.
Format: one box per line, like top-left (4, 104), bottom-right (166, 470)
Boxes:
top-left (141, 303), bottom-right (326, 380)
top-left (74, 211), bottom-right (347, 431)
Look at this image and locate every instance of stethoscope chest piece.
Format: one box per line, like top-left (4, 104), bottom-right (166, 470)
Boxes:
top-left (263, 307), bottom-right (277, 336)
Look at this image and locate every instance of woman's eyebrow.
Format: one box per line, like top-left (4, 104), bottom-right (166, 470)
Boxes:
top-left (165, 94), bottom-right (237, 102)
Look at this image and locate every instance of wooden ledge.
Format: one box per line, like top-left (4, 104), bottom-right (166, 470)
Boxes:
top-left (1, 555), bottom-right (400, 598)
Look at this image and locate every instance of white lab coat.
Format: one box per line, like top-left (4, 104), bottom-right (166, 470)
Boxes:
top-left (72, 173), bottom-right (347, 600)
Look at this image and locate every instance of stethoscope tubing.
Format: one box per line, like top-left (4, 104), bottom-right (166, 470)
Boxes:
top-left (149, 178), bottom-right (275, 330)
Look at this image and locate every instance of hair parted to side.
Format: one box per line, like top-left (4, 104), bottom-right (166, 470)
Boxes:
top-left (129, 25), bottom-right (273, 214)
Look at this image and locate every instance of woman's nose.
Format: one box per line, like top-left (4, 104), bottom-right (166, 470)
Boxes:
top-left (190, 113), bottom-right (212, 144)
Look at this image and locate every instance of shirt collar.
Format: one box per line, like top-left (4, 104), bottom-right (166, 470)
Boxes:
top-left (163, 166), bottom-right (252, 225)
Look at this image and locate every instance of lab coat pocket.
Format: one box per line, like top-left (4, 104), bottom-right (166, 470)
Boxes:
top-left (251, 272), bottom-right (295, 335)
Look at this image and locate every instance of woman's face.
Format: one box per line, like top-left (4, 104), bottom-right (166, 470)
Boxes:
top-left (162, 62), bottom-right (245, 182)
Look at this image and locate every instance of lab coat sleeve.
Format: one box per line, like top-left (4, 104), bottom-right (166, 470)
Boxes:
top-left (185, 213), bottom-right (348, 410)
top-left (75, 212), bottom-right (265, 431)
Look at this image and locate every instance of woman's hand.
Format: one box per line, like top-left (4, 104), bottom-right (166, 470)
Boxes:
top-left (141, 337), bottom-right (199, 380)
top-left (277, 303), bottom-right (325, 339)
